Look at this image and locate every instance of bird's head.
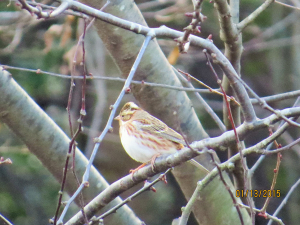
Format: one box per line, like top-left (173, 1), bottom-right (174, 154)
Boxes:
top-left (114, 102), bottom-right (140, 122)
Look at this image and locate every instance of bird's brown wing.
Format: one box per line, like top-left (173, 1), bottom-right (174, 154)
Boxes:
top-left (136, 115), bottom-right (185, 145)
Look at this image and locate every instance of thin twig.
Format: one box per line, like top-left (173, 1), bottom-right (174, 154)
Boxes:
top-left (175, 68), bottom-right (226, 132)
top-left (238, 75), bottom-right (300, 128)
top-left (250, 97), bottom-right (300, 174)
top-left (275, 0), bottom-right (300, 10)
top-left (204, 50), bottom-right (256, 221)
top-left (251, 90), bottom-right (300, 105)
top-left (239, 204), bottom-right (284, 225)
top-left (260, 147), bottom-right (282, 213)
top-left (265, 137), bottom-right (300, 154)
top-left (22, 0), bottom-right (89, 18)
top-left (178, 180), bottom-right (202, 225)
top-left (0, 213), bottom-right (13, 225)
top-left (267, 178), bottom-right (300, 225)
top-left (97, 169), bottom-right (171, 221)
top-left (5, 65), bottom-right (300, 105)
top-left (5, 64), bottom-right (300, 105)
top-left (176, 0), bottom-right (205, 53)
top-left (237, 0), bottom-right (275, 31)
top-left (72, 18), bottom-right (89, 225)
top-left (2, 65), bottom-right (213, 94)
top-left (177, 69), bottom-right (240, 105)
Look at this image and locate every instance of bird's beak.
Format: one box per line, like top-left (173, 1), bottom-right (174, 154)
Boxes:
top-left (114, 115), bottom-right (120, 120)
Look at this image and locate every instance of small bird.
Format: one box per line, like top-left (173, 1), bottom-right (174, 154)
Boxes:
top-left (114, 102), bottom-right (209, 174)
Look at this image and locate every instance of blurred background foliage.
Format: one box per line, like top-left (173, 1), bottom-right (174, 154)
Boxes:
top-left (0, 0), bottom-right (300, 224)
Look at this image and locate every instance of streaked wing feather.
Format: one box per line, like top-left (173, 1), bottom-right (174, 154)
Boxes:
top-left (136, 116), bottom-right (185, 145)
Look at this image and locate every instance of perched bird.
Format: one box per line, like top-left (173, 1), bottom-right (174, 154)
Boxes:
top-left (114, 102), bottom-right (209, 174)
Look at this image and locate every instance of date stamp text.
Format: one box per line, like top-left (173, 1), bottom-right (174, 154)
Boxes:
top-left (236, 190), bottom-right (280, 198)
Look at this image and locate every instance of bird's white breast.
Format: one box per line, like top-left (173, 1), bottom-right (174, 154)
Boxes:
top-left (119, 124), bottom-right (158, 163)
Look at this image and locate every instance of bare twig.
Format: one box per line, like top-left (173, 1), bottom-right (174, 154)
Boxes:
top-left (265, 137), bottom-right (300, 154)
top-left (0, 213), bottom-right (14, 225)
top-left (97, 169), bottom-right (171, 221)
top-left (244, 11), bottom-right (299, 47)
top-left (175, 68), bottom-right (226, 132)
top-left (177, 69), bottom-right (239, 105)
top-left (6, 65), bottom-right (300, 105)
top-left (241, 80), bottom-right (300, 128)
top-left (239, 204), bottom-right (284, 225)
top-left (251, 90), bottom-right (300, 105)
top-left (260, 150), bottom-right (282, 213)
top-left (267, 178), bottom-right (300, 225)
top-left (176, 0), bottom-right (205, 53)
top-left (178, 180), bottom-right (202, 225)
top-left (237, 0), bottom-right (275, 31)
top-left (275, 0), bottom-right (300, 10)
top-left (18, 0), bottom-right (66, 18)
top-left (15, 0), bottom-right (89, 18)
top-left (2, 65), bottom-right (213, 94)
top-left (250, 97), bottom-right (300, 174)
top-left (214, 0), bottom-right (247, 210)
